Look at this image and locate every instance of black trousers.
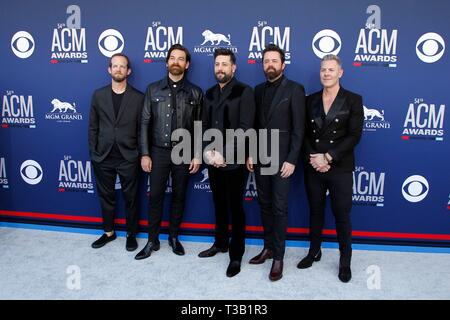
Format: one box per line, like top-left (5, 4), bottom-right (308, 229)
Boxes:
top-left (92, 153), bottom-right (140, 235)
top-left (147, 146), bottom-right (190, 241)
top-left (254, 166), bottom-right (291, 260)
top-left (208, 166), bottom-right (246, 262)
top-left (304, 169), bottom-right (353, 266)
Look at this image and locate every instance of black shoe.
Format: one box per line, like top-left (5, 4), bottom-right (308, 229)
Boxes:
top-left (249, 248), bottom-right (273, 264)
top-left (126, 235), bottom-right (138, 252)
top-left (168, 237), bottom-right (185, 256)
top-left (134, 240), bottom-right (160, 260)
top-left (198, 245), bottom-right (228, 258)
top-left (297, 250), bottom-right (322, 269)
top-left (269, 260), bottom-right (283, 281)
top-left (338, 265), bottom-right (352, 283)
top-left (91, 233), bottom-right (117, 249)
top-left (226, 260), bottom-right (241, 277)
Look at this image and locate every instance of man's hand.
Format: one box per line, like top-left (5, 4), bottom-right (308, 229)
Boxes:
top-left (205, 150), bottom-right (226, 168)
top-left (246, 157), bottom-right (254, 172)
top-left (310, 153), bottom-right (330, 173)
top-left (189, 158), bottom-right (201, 174)
top-left (280, 161), bottom-right (295, 178)
top-left (141, 155), bottom-right (152, 173)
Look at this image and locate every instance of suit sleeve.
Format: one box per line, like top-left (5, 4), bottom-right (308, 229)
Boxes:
top-left (327, 94), bottom-right (364, 162)
top-left (88, 92), bottom-right (99, 159)
top-left (285, 84), bottom-right (306, 166)
top-left (140, 86), bottom-right (152, 157)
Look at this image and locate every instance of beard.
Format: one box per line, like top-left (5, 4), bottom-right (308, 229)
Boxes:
top-left (215, 71), bottom-right (232, 84)
top-left (264, 67), bottom-right (282, 81)
top-left (169, 64), bottom-right (184, 76)
top-left (112, 73), bottom-right (127, 83)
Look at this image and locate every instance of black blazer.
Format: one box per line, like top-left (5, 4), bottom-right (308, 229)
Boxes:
top-left (89, 84), bottom-right (144, 163)
top-left (254, 77), bottom-right (305, 166)
top-left (202, 77), bottom-right (255, 170)
top-left (304, 87), bottom-right (364, 173)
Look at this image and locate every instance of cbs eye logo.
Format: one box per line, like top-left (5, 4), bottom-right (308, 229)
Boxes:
top-left (11, 31), bottom-right (35, 59)
top-left (98, 29), bottom-right (124, 57)
top-left (416, 32), bottom-right (445, 63)
top-left (402, 175), bottom-right (429, 203)
top-left (312, 29), bottom-right (341, 59)
top-left (20, 160), bottom-right (43, 185)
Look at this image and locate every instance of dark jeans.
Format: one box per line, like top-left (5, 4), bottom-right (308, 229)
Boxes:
top-left (147, 146), bottom-right (190, 241)
top-left (254, 166), bottom-right (291, 260)
top-left (304, 169), bottom-right (353, 267)
top-left (92, 153), bottom-right (139, 235)
top-left (208, 166), bottom-right (246, 261)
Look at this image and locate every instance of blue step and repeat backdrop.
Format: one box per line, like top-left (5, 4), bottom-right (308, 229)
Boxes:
top-left (1, 0), bottom-right (449, 245)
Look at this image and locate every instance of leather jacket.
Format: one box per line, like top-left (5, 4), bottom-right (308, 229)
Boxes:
top-left (140, 77), bottom-right (203, 156)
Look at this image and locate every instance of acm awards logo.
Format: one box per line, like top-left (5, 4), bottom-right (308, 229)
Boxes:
top-left (247, 21), bottom-right (291, 64)
top-left (58, 156), bottom-right (93, 193)
top-left (45, 98), bottom-right (83, 123)
top-left (144, 22), bottom-right (183, 63)
top-left (50, 5), bottom-right (88, 64)
top-left (0, 157), bottom-right (9, 189)
top-left (363, 105), bottom-right (390, 132)
top-left (20, 160), bottom-right (43, 185)
top-left (353, 5), bottom-right (398, 68)
top-left (402, 98), bottom-right (445, 141)
top-left (193, 28), bottom-right (238, 56)
top-left (352, 166), bottom-right (385, 207)
top-left (11, 31), bottom-right (35, 59)
top-left (244, 172), bottom-right (258, 201)
top-left (1, 90), bottom-right (36, 129)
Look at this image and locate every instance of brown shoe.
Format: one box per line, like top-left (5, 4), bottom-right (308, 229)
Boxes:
top-left (269, 260), bottom-right (283, 281)
top-left (249, 248), bottom-right (273, 264)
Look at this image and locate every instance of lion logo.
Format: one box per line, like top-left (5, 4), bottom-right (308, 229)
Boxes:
top-left (200, 168), bottom-right (209, 183)
top-left (51, 98), bottom-right (77, 113)
top-left (363, 105), bottom-right (384, 121)
top-left (201, 30), bottom-right (231, 46)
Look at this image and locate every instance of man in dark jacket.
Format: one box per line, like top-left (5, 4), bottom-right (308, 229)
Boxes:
top-left (135, 44), bottom-right (203, 260)
top-left (198, 48), bottom-right (255, 278)
top-left (89, 53), bottom-right (144, 252)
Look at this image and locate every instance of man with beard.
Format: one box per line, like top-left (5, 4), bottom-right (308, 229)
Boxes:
top-left (198, 48), bottom-right (255, 278)
top-left (246, 44), bottom-right (305, 281)
top-left (135, 44), bottom-right (203, 260)
top-left (89, 53), bottom-right (144, 251)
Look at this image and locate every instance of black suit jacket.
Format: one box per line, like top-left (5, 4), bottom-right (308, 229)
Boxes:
top-left (89, 84), bottom-right (144, 163)
top-left (304, 87), bottom-right (364, 173)
top-left (202, 77), bottom-right (255, 170)
top-left (254, 77), bottom-right (305, 167)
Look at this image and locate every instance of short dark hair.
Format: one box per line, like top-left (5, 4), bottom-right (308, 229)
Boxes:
top-left (214, 48), bottom-right (236, 64)
top-left (109, 53), bottom-right (131, 69)
top-left (262, 44), bottom-right (285, 63)
top-left (166, 44), bottom-right (191, 63)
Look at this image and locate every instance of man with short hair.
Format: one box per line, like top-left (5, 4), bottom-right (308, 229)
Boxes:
top-left (135, 44), bottom-right (203, 260)
top-left (89, 53), bottom-right (144, 251)
top-left (247, 44), bottom-right (305, 281)
top-left (198, 48), bottom-right (255, 278)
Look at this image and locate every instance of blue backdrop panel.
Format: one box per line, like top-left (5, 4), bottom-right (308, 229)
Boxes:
top-left (1, 0), bottom-right (449, 245)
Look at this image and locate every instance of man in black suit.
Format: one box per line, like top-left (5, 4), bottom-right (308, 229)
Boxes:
top-left (135, 44), bottom-right (203, 260)
top-left (198, 48), bottom-right (255, 278)
top-left (89, 53), bottom-right (144, 251)
top-left (297, 54), bottom-right (364, 283)
top-left (247, 44), bottom-right (305, 281)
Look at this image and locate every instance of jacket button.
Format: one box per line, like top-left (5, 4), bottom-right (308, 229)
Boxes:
top-left (168, 104), bottom-right (170, 107)
top-left (166, 124), bottom-right (169, 127)
top-left (335, 119), bottom-right (339, 122)
top-left (333, 130), bottom-right (336, 134)
top-left (165, 134), bottom-right (168, 137)
top-left (330, 140), bottom-right (334, 144)
top-left (313, 130), bottom-right (316, 133)
top-left (315, 139), bottom-right (319, 143)
top-left (311, 119), bottom-right (314, 123)
top-left (167, 114), bottom-right (170, 117)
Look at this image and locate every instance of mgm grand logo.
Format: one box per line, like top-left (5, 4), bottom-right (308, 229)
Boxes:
top-left (45, 98), bottom-right (83, 122)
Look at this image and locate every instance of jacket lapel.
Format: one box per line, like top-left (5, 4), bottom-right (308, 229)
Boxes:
top-left (266, 77), bottom-right (288, 123)
top-left (323, 87), bottom-right (346, 130)
top-left (311, 90), bottom-right (324, 129)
